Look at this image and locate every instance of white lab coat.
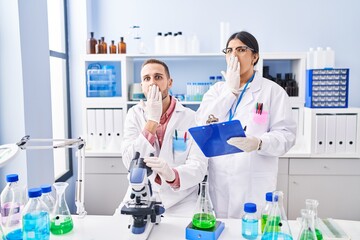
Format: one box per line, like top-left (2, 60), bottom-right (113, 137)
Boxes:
top-left (119, 99), bottom-right (208, 217)
top-left (195, 71), bottom-right (296, 218)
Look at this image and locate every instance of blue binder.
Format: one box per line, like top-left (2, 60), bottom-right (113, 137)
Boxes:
top-left (188, 120), bottom-right (246, 157)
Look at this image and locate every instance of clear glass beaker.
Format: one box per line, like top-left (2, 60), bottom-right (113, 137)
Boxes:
top-left (50, 182), bottom-right (73, 235)
top-left (298, 209), bottom-right (317, 240)
top-left (261, 191), bottom-right (293, 240)
top-left (305, 199), bottom-right (323, 240)
top-left (192, 181), bottom-right (216, 229)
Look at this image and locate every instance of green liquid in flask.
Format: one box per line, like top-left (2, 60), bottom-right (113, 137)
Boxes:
top-left (192, 213), bottom-right (216, 229)
top-left (315, 228), bottom-right (323, 240)
top-left (50, 216), bottom-right (73, 235)
top-left (261, 214), bottom-right (268, 233)
top-left (300, 229), bottom-right (316, 240)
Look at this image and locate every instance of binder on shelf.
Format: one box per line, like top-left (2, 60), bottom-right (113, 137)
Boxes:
top-left (95, 109), bottom-right (105, 150)
top-left (188, 120), bottom-right (246, 157)
top-left (315, 114), bottom-right (326, 154)
top-left (87, 109), bottom-right (96, 150)
top-left (104, 109), bottom-right (114, 146)
top-left (345, 114), bottom-right (357, 153)
top-left (335, 114), bottom-right (347, 153)
top-left (325, 115), bottom-right (336, 153)
top-left (113, 109), bottom-right (124, 146)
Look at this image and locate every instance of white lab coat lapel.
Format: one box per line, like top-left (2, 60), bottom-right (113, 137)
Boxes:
top-left (238, 72), bottom-right (263, 109)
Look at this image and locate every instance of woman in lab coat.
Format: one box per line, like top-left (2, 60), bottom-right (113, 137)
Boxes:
top-left (120, 59), bottom-right (208, 217)
top-left (195, 31), bottom-right (296, 218)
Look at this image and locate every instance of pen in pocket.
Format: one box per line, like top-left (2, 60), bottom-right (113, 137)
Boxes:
top-left (175, 129), bottom-right (178, 140)
top-left (184, 132), bottom-right (187, 142)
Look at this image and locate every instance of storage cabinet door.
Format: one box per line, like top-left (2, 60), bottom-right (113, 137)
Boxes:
top-left (288, 175), bottom-right (360, 220)
top-left (277, 158), bottom-right (289, 214)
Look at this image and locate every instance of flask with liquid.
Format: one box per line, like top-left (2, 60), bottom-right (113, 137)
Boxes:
top-left (192, 181), bottom-right (216, 229)
top-left (305, 199), bottom-right (323, 240)
top-left (40, 184), bottom-right (55, 213)
top-left (0, 174), bottom-right (27, 240)
top-left (86, 31), bottom-right (97, 54)
top-left (298, 209), bottom-right (317, 240)
top-left (50, 182), bottom-right (73, 235)
top-left (109, 40), bottom-right (117, 54)
top-left (242, 202), bottom-right (258, 239)
top-left (22, 188), bottom-right (50, 240)
top-left (261, 190), bottom-right (293, 240)
top-left (118, 37), bottom-right (126, 54)
top-left (261, 192), bottom-right (273, 233)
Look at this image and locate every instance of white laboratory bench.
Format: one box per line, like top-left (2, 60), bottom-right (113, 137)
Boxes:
top-left (50, 214), bottom-right (360, 240)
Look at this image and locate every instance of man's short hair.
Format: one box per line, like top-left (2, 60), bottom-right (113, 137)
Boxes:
top-left (141, 59), bottom-right (171, 78)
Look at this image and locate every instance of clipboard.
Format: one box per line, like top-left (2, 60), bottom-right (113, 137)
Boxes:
top-left (188, 120), bottom-right (246, 157)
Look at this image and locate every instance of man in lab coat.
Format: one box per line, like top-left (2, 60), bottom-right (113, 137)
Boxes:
top-left (196, 31), bottom-right (297, 218)
top-left (119, 59), bottom-right (208, 217)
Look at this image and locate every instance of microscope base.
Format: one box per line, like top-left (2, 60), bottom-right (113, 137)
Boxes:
top-left (129, 221), bottom-right (155, 240)
top-left (185, 221), bottom-right (225, 240)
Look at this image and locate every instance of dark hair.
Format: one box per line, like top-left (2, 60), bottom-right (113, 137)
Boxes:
top-left (141, 58), bottom-right (171, 78)
top-left (226, 31), bottom-right (259, 65)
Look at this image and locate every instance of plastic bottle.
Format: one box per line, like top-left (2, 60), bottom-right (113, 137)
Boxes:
top-left (40, 184), bottom-right (55, 213)
top-left (118, 37), bottom-right (126, 54)
top-left (242, 202), bottom-right (258, 239)
top-left (164, 32), bottom-right (174, 54)
top-left (261, 192), bottom-right (273, 233)
top-left (324, 47), bottom-right (335, 69)
top-left (313, 47), bottom-right (325, 69)
top-left (0, 174), bottom-right (27, 240)
top-left (109, 40), bottom-right (117, 54)
top-left (306, 47), bottom-right (314, 70)
top-left (22, 188), bottom-right (50, 240)
top-left (175, 31), bottom-right (186, 54)
top-left (154, 32), bottom-right (163, 54)
top-left (188, 35), bottom-right (200, 54)
top-left (220, 22), bottom-right (230, 52)
top-left (86, 32), bottom-right (97, 54)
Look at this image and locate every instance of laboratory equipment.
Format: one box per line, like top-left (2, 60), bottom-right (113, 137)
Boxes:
top-left (118, 37), bottom-right (126, 54)
top-left (242, 202), bottom-right (258, 239)
top-left (298, 209), bottom-right (317, 240)
top-left (109, 40), bottom-right (117, 54)
top-left (40, 184), bottom-right (55, 212)
top-left (22, 188), bottom-right (50, 240)
top-left (0, 174), bottom-right (27, 240)
top-left (261, 192), bottom-right (273, 233)
top-left (121, 152), bottom-right (165, 240)
top-left (261, 191), bottom-right (293, 240)
top-left (305, 199), bottom-right (323, 240)
top-left (50, 182), bottom-right (73, 235)
top-left (192, 181), bottom-right (216, 229)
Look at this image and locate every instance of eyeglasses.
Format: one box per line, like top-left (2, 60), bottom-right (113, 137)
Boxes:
top-left (222, 46), bottom-right (254, 55)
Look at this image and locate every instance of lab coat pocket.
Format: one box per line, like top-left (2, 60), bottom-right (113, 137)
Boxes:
top-left (252, 109), bottom-right (269, 125)
top-left (172, 130), bottom-right (190, 164)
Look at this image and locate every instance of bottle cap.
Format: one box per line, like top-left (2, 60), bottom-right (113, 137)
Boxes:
top-left (266, 192), bottom-right (273, 201)
top-left (28, 188), bottom-right (42, 198)
top-left (40, 184), bottom-right (52, 193)
top-left (244, 203), bottom-right (257, 213)
top-left (209, 76), bottom-right (215, 80)
top-left (6, 174), bottom-right (19, 182)
top-left (157, 32), bottom-right (162, 36)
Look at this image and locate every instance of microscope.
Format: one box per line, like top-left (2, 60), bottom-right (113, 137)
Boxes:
top-left (121, 152), bottom-right (165, 240)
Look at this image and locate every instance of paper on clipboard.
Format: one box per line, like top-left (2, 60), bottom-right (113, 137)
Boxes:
top-left (188, 120), bottom-right (246, 157)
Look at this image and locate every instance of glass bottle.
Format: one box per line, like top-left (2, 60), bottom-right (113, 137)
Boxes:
top-left (192, 181), bottom-right (216, 229)
top-left (22, 188), bottom-right (50, 240)
top-left (262, 191), bottom-right (293, 240)
top-left (50, 182), bottom-right (73, 235)
top-left (109, 40), bottom-right (117, 54)
top-left (100, 37), bottom-right (107, 54)
top-left (95, 39), bottom-right (101, 54)
top-left (86, 31), bottom-right (97, 54)
top-left (242, 202), bottom-right (258, 239)
top-left (298, 209), bottom-right (317, 240)
top-left (305, 199), bottom-right (323, 240)
top-left (261, 192), bottom-right (273, 233)
top-left (0, 174), bottom-right (27, 240)
top-left (40, 184), bottom-right (55, 213)
top-left (118, 37), bottom-right (126, 54)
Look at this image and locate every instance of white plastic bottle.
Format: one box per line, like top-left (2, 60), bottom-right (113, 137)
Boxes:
top-left (314, 47), bottom-right (325, 69)
top-left (0, 174), bottom-right (27, 240)
top-left (22, 188), bottom-right (50, 240)
top-left (40, 184), bottom-right (55, 213)
top-left (324, 47), bottom-right (335, 69)
top-left (306, 47), bottom-right (315, 69)
top-left (154, 32), bottom-right (164, 54)
top-left (175, 31), bottom-right (186, 54)
top-left (188, 35), bottom-right (200, 54)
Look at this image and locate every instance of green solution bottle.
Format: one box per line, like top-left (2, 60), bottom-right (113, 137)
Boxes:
top-left (261, 192), bottom-right (273, 233)
top-left (50, 182), bottom-right (73, 235)
top-left (192, 181), bottom-right (216, 229)
top-left (305, 199), bottom-right (323, 240)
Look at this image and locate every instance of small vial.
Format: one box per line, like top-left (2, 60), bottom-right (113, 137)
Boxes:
top-left (242, 203), bottom-right (258, 240)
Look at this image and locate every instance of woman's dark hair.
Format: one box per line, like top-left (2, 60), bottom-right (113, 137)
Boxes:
top-left (226, 31), bottom-right (259, 65)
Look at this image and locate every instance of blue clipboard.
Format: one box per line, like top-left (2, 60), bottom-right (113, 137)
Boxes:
top-left (188, 120), bottom-right (246, 157)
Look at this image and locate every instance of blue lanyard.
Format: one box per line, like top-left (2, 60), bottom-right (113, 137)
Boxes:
top-left (228, 74), bottom-right (255, 121)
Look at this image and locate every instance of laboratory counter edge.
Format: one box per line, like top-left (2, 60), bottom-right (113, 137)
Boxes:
top-left (50, 214), bottom-right (360, 240)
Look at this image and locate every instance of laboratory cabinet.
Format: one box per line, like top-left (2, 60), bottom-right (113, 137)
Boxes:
top-left (84, 156), bottom-right (128, 215)
top-left (277, 157), bottom-right (289, 213)
top-left (287, 158), bottom-right (360, 221)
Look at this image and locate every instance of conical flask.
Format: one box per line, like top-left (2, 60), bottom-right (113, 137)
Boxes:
top-left (298, 209), bottom-right (317, 240)
top-left (50, 182), bottom-right (73, 235)
top-left (305, 199), bottom-right (323, 240)
top-left (192, 181), bottom-right (216, 229)
top-left (261, 191), bottom-right (293, 240)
